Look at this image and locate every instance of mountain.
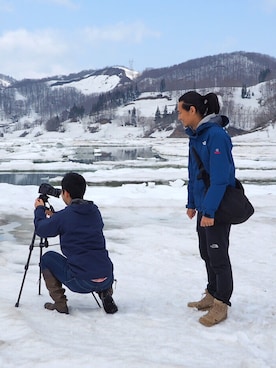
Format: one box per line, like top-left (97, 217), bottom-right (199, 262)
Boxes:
top-left (0, 73), bottom-right (16, 87)
top-left (136, 51), bottom-right (276, 91)
top-left (11, 66), bottom-right (138, 93)
top-left (0, 66), bottom-right (137, 124)
top-left (0, 51), bottom-right (276, 138)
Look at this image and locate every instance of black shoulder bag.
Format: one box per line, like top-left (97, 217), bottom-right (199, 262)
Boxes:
top-left (192, 147), bottom-right (254, 225)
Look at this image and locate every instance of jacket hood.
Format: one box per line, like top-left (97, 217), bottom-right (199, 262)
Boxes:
top-left (70, 199), bottom-right (96, 215)
top-left (211, 114), bottom-right (229, 128)
top-left (185, 114), bottom-right (229, 138)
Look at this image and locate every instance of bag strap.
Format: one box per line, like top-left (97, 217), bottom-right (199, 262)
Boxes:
top-left (191, 147), bottom-right (210, 189)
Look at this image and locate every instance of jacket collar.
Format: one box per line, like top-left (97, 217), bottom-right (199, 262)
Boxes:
top-left (185, 114), bottom-right (229, 137)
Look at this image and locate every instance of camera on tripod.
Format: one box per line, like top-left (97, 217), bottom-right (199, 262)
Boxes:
top-left (15, 182), bottom-right (61, 308)
top-left (15, 180), bottom-right (102, 310)
top-left (38, 183), bottom-right (61, 204)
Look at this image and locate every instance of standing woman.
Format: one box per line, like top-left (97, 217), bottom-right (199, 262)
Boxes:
top-left (178, 91), bottom-right (236, 327)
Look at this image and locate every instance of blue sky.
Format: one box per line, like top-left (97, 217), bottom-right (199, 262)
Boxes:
top-left (0, 0), bottom-right (276, 80)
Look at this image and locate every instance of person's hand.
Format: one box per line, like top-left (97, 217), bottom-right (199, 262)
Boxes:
top-left (45, 209), bottom-right (54, 217)
top-left (200, 216), bottom-right (215, 227)
top-left (34, 198), bottom-right (45, 208)
top-left (187, 208), bottom-right (197, 219)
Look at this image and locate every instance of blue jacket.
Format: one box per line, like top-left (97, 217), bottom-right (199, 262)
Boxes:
top-left (185, 114), bottom-right (236, 218)
top-left (34, 199), bottom-right (114, 280)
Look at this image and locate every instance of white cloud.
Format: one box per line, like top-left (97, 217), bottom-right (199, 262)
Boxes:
top-left (82, 22), bottom-right (161, 44)
top-left (0, 29), bottom-right (66, 54)
top-left (0, 19), bottom-right (161, 79)
top-left (0, 29), bottom-right (69, 79)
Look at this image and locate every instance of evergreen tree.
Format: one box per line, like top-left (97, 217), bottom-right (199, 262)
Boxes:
top-left (241, 84), bottom-right (247, 99)
top-left (163, 105), bottom-right (168, 118)
top-left (160, 78), bottom-right (166, 93)
top-left (258, 68), bottom-right (271, 83)
top-left (69, 104), bottom-right (85, 120)
top-left (45, 115), bottom-right (60, 131)
top-left (131, 107), bottom-right (137, 126)
top-left (154, 106), bottom-right (161, 124)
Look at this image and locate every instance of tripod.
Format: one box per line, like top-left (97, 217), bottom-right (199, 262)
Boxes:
top-left (15, 196), bottom-right (102, 309)
top-left (15, 231), bottom-right (49, 307)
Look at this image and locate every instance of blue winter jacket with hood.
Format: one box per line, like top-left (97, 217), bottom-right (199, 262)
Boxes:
top-left (185, 114), bottom-right (236, 218)
top-left (34, 199), bottom-right (114, 280)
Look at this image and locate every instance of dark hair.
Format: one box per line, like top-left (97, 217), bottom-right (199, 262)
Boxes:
top-left (61, 172), bottom-right (86, 199)
top-left (178, 91), bottom-right (220, 117)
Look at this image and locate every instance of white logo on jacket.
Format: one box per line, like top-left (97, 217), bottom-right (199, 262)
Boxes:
top-left (210, 243), bottom-right (219, 249)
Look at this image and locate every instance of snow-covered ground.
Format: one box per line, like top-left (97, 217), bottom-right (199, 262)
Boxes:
top-left (0, 124), bottom-right (275, 367)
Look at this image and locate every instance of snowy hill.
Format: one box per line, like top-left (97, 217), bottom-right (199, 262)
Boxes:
top-left (0, 51), bottom-right (276, 137)
top-left (47, 66), bottom-right (139, 95)
top-left (2, 79), bottom-right (274, 140)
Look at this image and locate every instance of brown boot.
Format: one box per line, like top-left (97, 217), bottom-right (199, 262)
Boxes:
top-left (42, 269), bottom-right (69, 314)
top-left (187, 289), bottom-right (214, 311)
top-left (199, 298), bottom-right (228, 327)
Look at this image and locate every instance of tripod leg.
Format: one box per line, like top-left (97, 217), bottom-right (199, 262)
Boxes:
top-left (15, 232), bottom-right (36, 307)
top-left (38, 243), bottom-right (43, 295)
top-left (91, 292), bottom-right (102, 308)
top-left (38, 238), bottom-right (49, 295)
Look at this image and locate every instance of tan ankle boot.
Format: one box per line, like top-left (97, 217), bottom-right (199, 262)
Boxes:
top-left (199, 298), bottom-right (228, 327)
top-left (42, 269), bottom-right (69, 314)
top-left (187, 289), bottom-right (214, 310)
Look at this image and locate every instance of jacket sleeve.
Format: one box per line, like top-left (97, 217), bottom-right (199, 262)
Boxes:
top-left (186, 149), bottom-right (196, 209)
top-left (202, 130), bottom-right (234, 217)
top-left (34, 206), bottom-right (62, 238)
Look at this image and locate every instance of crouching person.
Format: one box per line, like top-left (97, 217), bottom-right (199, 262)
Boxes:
top-left (34, 172), bottom-right (118, 315)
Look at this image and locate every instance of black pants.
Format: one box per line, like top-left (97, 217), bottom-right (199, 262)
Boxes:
top-left (196, 213), bottom-right (233, 306)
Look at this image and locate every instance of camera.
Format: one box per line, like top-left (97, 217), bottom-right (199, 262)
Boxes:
top-left (38, 183), bottom-right (61, 203)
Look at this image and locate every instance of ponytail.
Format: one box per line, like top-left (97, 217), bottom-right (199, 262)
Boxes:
top-left (178, 91), bottom-right (220, 117)
top-left (203, 93), bottom-right (220, 115)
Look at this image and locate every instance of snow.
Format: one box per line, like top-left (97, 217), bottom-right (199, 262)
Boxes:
top-left (115, 66), bottom-right (140, 80)
top-left (230, 87), bottom-right (259, 109)
top-left (50, 74), bottom-right (121, 95)
top-left (48, 66), bottom-right (138, 96)
top-left (14, 91), bottom-right (27, 101)
top-left (117, 93), bottom-right (176, 119)
top-left (0, 123), bottom-right (276, 368)
top-left (0, 79), bottom-right (11, 88)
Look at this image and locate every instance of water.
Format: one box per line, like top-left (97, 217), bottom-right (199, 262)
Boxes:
top-left (0, 146), bottom-right (166, 186)
top-left (0, 172), bottom-right (61, 186)
top-left (70, 146), bottom-right (163, 163)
